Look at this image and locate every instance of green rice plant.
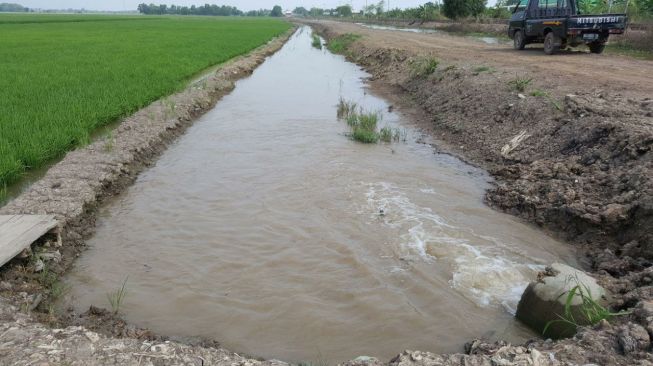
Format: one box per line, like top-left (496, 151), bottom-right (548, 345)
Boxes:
top-left (104, 131), bottom-right (115, 152)
top-left (379, 126), bottom-right (394, 142)
top-left (107, 277), bottom-right (129, 315)
top-left (0, 15), bottom-right (291, 187)
top-left (410, 57), bottom-right (439, 77)
top-left (543, 275), bottom-right (630, 337)
top-left (0, 184), bottom-right (6, 204)
top-left (327, 33), bottom-right (361, 53)
top-left (311, 33), bottom-right (322, 49)
top-left (337, 97), bottom-right (358, 120)
top-left (508, 76), bottom-right (533, 92)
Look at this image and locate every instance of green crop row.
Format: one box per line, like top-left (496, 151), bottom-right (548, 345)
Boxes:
top-left (0, 15), bottom-right (291, 187)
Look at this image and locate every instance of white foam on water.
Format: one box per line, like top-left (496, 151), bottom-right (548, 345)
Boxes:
top-left (365, 182), bottom-right (545, 313)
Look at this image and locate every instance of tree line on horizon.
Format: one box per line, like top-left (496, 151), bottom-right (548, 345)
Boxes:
top-left (136, 3), bottom-right (285, 16)
top-left (135, 0), bottom-right (652, 21)
top-left (0, 2), bottom-right (29, 12)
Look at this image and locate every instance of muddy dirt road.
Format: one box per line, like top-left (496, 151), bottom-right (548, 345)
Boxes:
top-left (315, 20), bottom-right (653, 98)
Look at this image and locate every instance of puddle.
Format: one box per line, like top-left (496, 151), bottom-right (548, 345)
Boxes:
top-left (63, 27), bottom-right (576, 363)
top-left (355, 22), bottom-right (508, 45)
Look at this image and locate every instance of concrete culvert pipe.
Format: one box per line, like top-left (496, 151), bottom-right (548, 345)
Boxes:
top-left (516, 263), bottom-right (609, 339)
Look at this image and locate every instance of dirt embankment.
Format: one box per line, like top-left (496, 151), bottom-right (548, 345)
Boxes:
top-left (0, 29), bottom-right (295, 364)
top-left (306, 19), bottom-right (653, 365)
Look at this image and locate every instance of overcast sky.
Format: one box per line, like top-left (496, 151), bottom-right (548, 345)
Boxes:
top-left (19, 0), bottom-right (440, 12)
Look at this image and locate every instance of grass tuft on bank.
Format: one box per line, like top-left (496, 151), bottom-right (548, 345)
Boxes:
top-left (0, 15), bottom-right (291, 187)
top-left (327, 33), bottom-right (361, 53)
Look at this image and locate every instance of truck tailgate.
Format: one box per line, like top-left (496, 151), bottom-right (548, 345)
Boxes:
top-left (568, 14), bottom-right (627, 31)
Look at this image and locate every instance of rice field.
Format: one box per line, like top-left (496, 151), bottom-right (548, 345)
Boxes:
top-left (0, 14), bottom-right (291, 187)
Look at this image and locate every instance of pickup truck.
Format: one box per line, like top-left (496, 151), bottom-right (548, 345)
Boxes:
top-left (508, 0), bottom-right (627, 54)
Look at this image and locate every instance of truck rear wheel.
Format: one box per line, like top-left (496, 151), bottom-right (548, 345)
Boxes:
top-left (588, 42), bottom-right (606, 54)
top-left (513, 30), bottom-right (526, 50)
top-left (543, 32), bottom-right (561, 55)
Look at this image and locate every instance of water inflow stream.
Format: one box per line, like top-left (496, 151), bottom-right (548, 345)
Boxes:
top-left (64, 27), bottom-right (575, 363)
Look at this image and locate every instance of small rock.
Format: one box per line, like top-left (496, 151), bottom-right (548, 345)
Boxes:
top-left (34, 259), bottom-right (44, 272)
top-left (40, 250), bottom-right (62, 263)
top-left (410, 352), bottom-right (422, 361)
top-left (518, 93), bottom-right (526, 99)
top-left (85, 331), bottom-right (100, 343)
top-left (617, 323), bottom-right (650, 354)
top-left (150, 343), bottom-right (170, 353)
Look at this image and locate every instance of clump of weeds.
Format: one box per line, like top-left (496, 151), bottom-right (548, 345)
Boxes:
top-left (311, 33), bottom-right (322, 49)
top-left (327, 33), bottom-right (361, 54)
top-left (104, 131), bottom-right (115, 152)
top-left (543, 275), bottom-right (630, 338)
top-left (508, 75), bottom-right (533, 92)
top-left (353, 112), bottom-right (381, 143)
top-left (530, 89), bottom-right (563, 111)
top-left (337, 97), bottom-right (358, 120)
top-left (337, 98), bottom-right (409, 144)
top-left (107, 277), bottom-right (129, 315)
top-left (163, 98), bottom-right (176, 118)
top-left (76, 132), bottom-right (91, 147)
top-left (473, 65), bottom-right (494, 74)
top-left (379, 126), bottom-right (407, 143)
top-left (410, 57), bottom-right (439, 78)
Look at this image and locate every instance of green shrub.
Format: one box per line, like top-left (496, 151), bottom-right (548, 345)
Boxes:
top-left (327, 33), bottom-right (361, 53)
top-left (410, 57), bottom-right (439, 77)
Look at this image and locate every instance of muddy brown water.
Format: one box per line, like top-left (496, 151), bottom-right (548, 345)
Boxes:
top-left (63, 27), bottom-right (576, 363)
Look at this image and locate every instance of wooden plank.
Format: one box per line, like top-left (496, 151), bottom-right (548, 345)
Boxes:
top-left (0, 215), bottom-right (58, 268)
top-left (0, 216), bottom-right (13, 226)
